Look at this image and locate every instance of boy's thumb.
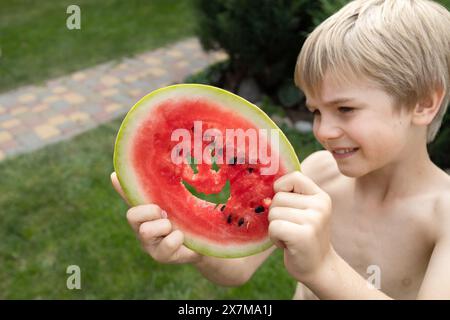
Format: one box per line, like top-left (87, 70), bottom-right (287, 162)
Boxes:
top-left (110, 172), bottom-right (130, 206)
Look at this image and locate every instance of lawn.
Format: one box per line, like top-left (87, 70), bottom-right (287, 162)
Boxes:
top-left (0, 0), bottom-right (321, 299)
top-left (0, 0), bottom-right (197, 93)
top-left (0, 115), bottom-right (318, 299)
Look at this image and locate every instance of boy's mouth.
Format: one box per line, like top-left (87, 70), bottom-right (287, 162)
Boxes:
top-left (330, 147), bottom-right (359, 159)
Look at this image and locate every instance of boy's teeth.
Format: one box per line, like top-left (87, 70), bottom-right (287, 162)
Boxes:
top-left (334, 148), bottom-right (356, 154)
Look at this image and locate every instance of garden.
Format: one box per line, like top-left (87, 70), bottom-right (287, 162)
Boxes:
top-left (0, 0), bottom-right (448, 299)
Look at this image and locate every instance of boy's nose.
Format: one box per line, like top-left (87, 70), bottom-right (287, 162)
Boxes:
top-left (313, 118), bottom-right (343, 142)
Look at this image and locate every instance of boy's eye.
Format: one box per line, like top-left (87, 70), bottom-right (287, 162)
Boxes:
top-left (338, 107), bottom-right (354, 113)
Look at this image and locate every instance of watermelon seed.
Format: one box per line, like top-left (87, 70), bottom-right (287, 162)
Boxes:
top-left (238, 217), bottom-right (245, 227)
top-left (220, 204), bottom-right (226, 212)
top-left (247, 168), bottom-right (254, 173)
top-left (254, 206), bottom-right (265, 214)
top-left (227, 214), bottom-right (233, 224)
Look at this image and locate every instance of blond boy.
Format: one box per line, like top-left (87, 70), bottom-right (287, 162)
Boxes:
top-left (111, 0), bottom-right (450, 299)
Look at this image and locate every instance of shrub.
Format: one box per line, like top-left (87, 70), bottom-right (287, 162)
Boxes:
top-left (194, 0), bottom-right (321, 93)
top-left (429, 112), bottom-right (450, 169)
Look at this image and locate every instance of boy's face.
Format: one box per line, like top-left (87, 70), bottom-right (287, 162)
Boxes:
top-left (305, 72), bottom-right (415, 178)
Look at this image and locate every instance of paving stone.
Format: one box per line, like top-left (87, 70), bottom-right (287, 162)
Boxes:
top-left (18, 93), bottom-right (36, 104)
top-left (63, 92), bottom-right (86, 105)
top-left (0, 131), bottom-right (13, 143)
top-left (0, 37), bottom-right (227, 161)
top-left (1, 118), bottom-right (21, 129)
top-left (10, 106), bottom-right (29, 116)
top-left (0, 139), bottom-right (19, 154)
top-left (51, 100), bottom-right (71, 111)
top-left (15, 131), bottom-right (42, 150)
top-left (34, 125), bottom-right (60, 140)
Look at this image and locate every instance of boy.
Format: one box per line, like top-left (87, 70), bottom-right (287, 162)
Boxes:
top-left (111, 0), bottom-right (450, 299)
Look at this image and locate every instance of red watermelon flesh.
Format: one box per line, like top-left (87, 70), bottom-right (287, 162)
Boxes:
top-left (114, 84), bottom-right (301, 258)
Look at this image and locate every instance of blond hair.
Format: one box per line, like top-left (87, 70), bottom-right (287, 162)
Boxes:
top-left (295, 0), bottom-right (450, 142)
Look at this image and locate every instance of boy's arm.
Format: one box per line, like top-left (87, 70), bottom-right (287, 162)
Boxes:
top-left (268, 170), bottom-right (393, 300)
top-left (416, 196), bottom-right (450, 299)
top-left (268, 162), bottom-right (450, 299)
top-left (192, 246), bottom-right (277, 287)
top-left (299, 249), bottom-right (392, 299)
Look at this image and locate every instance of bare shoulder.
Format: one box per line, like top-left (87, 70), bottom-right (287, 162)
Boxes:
top-left (300, 150), bottom-right (341, 189)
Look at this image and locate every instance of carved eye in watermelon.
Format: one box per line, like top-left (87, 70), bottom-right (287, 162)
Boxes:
top-left (114, 84), bottom-right (300, 258)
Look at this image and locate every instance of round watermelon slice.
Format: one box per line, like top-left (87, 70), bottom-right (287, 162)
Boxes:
top-left (114, 84), bottom-right (300, 258)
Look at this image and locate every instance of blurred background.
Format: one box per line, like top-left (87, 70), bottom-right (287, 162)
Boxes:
top-left (0, 0), bottom-right (448, 299)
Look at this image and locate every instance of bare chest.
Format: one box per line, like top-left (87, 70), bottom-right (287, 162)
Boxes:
top-left (329, 193), bottom-right (435, 299)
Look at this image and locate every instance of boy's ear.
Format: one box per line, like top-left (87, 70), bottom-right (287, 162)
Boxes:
top-left (412, 87), bottom-right (445, 126)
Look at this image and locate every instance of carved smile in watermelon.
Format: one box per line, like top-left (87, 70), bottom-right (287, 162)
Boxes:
top-left (170, 120), bottom-right (281, 175)
top-left (114, 84), bottom-right (300, 258)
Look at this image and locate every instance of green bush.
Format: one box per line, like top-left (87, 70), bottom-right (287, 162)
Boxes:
top-left (311, 0), bottom-right (349, 25)
top-left (194, 0), bottom-right (321, 93)
top-left (429, 111), bottom-right (450, 169)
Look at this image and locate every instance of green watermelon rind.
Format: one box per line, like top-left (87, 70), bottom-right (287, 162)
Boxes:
top-left (114, 83), bottom-right (301, 258)
top-left (182, 231), bottom-right (273, 258)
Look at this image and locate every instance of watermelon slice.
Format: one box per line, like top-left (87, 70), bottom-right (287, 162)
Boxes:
top-left (114, 84), bottom-right (300, 258)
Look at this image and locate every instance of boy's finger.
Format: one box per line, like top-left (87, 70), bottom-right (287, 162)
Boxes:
top-left (269, 219), bottom-right (303, 243)
top-left (156, 230), bottom-right (200, 264)
top-left (268, 207), bottom-right (313, 225)
top-left (156, 230), bottom-right (184, 262)
top-left (172, 245), bottom-right (202, 264)
top-left (271, 191), bottom-right (316, 210)
top-left (127, 204), bottom-right (166, 233)
top-left (139, 219), bottom-right (172, 247)
top-left (110, 172), bottom-right (130, 205)
top-left (274, 171), bottom-right (322, 195)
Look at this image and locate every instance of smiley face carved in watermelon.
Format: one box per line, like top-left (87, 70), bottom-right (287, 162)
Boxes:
top-left (114, 84), bottom-right (300, 258)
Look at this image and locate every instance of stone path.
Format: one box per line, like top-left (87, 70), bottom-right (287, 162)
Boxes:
top-left (0, 38), bottom-right (227, 161)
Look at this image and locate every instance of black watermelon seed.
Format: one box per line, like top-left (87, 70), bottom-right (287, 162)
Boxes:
top-left (227, 214), bottom-right (232, 224)
top-left (220, 205), bottom-right (226, 212)
top-left (247, 168), bottom-right (254, 173)
top-left (255, 206), bottom-right (265, 214)
top-left (238, 218), bottom-right (245, 227)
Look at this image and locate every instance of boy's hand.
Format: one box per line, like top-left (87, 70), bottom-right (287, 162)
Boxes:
top-left (110, 172), bottom-right (202, 264)
top-left (268, 171), bottom-right (335, 283)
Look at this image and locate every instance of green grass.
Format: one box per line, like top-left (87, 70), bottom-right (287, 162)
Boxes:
top-left (0, 0), bottom-right (321, 299)
top-left (0, 0), bottom-right (197, 93)
top-left (0, 117), bottom-right (316, 299)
